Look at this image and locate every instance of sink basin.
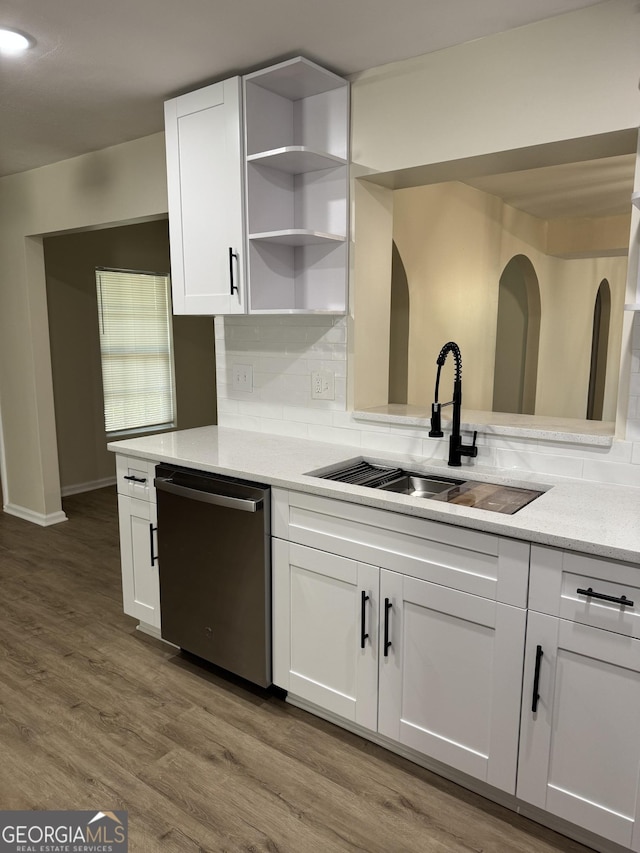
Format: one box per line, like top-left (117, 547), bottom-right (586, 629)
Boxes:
top-left (308, 457), bottom-right (544, 514)
top-left (379, 474), bottom-right (464, 498)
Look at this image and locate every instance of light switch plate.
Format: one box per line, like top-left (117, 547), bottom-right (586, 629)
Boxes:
top-left (232, 363), bottom-right (253, 392)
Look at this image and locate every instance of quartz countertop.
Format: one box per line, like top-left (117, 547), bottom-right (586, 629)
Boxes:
top-left (353, 405), bottom-right (615, 446)
top-left (108, 426), bottom-right (640, 564)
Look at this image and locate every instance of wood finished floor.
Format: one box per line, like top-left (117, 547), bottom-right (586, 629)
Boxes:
top-left (0, 487), bottom-right (592, 853)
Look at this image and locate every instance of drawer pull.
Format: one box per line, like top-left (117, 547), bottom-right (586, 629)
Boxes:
top-left (532, 644), bottom-right (543, 713)
top-left (383, 598), bottom-right (392, 657)
top-left (576, 587), bottom-right (634, 608)
top-left (360, 590), bottom-right (369, 649)
top-left (124, 474), bottom-right (147, 484)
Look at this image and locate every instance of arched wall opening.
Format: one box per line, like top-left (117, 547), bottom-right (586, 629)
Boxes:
top-left (492, 255), bottom-right (541, 415)
top-left (388, 241), bottom-right (410, 404)
top-left (587, 279), bottom-right (612, 420)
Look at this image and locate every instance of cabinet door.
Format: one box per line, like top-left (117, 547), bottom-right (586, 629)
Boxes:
top-left (272, 539), bottom-right (378, 731)
top-left (518, 612), bottom-right (640, 850)
top-left (117, 496), bottom-right (160, 629)
top-left (164, 78), bottom-right (245, 315)
top-left (378, 570), bottom-right (525, 793)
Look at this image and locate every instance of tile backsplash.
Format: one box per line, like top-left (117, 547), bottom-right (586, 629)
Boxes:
top-left (215, 315), bottom-right (346, 411)
top-left (215, 314), bottom-right (640, 488)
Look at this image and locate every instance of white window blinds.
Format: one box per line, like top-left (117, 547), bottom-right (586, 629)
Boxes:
top-left (96, 268), bottom-right (175, 434)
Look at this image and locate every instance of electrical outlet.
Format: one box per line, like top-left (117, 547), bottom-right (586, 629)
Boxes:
top-left (311, 369), bottom-right (335, 400)
top-left (232, 363), bottom-right (253, 392)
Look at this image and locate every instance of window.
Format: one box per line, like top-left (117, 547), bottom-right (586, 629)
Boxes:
top-left (95, 268), bottom-right (175, 434)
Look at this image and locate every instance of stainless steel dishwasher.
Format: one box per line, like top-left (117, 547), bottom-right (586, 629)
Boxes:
top-left (155, 463), bottom-right (271, 688)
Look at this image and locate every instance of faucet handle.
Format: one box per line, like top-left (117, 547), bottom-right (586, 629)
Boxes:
top-left (429, 403), bottom-right (443, 437)
top-left (464, 430), bottom-right (478, 458)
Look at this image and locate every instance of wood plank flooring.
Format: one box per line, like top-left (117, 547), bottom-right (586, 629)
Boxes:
top-left (0, 488), bottom-right (594, 852)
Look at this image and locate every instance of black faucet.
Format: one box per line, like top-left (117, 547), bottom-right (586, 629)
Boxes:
top-left (428, 341), bottom-right (478, 467)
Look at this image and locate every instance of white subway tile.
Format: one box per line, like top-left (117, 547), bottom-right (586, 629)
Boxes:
top-left (493, 449), bottom-right (584, 479)
top-left (260, 418), bottom-right (310, 439)
top-left (626, 419), bottom-right (640, 442)
top-left (216, 412), bottom-right (261, 432)
top-left (307, 424), bottom-right (362, 447)
top-left (237, 401), bottom-right (283, 419)
top-left (360, 431), bottom-right (423, 456)
top-left (630, 373), bottom-right (640, 397)
top-left (286, 406), bottom-right (334, 426)
top-left (582, 459), bottom-right (640, 487)
top-left (333, 412), bottom-right (387, 432)
top-left (632, 443), bottom-right (640, 465)
top-left (216, 399), bottom-right (239, 414)
top-left (631, 351), bottom-right (640, 374)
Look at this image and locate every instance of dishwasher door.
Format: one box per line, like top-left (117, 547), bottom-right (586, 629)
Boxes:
top-left (155, 464), bottom-right (271, 687)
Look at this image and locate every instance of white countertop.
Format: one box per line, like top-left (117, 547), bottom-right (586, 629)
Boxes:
top-left (353, 405), bottom-right (615, 446)
top-left (109, 426), bottom-right (640, 564)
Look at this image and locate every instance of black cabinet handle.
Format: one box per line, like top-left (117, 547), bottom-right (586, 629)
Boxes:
top-left (124, 474), bottom-right (146, 483)
top-left (577, 587), bottom-right (633, 608)
top-left (360, 591), bottom-right (369, 649)
top-left (532, 644), bottom-right (543, 713)
top-left (383, 598), bottom-right (392, 657)
top-left (149, 524), bottom-right (158, 565)
top-left (229, 247), bottom-right (239, 296)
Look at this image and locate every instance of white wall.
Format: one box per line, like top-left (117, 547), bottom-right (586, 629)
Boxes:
top-left (219, 0), bottom-right (640, 486)
top-left (0, 133), bottom-right (167, 523)
top-left (2, 1), bottom-right (640, 521)
top-left (350, 0), bottom-right (640, 174)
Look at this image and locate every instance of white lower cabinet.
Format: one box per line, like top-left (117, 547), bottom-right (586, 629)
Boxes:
top-left (272, 539), bottom-right (378, 730)
top-left (273, 537), bottom-right (525, 795)
top-left (517, 611), bottom-right (640, 850)
top-left (378, 569), bottom-right (526, 794)
top-left (117, 494), bottom-right (160, 630)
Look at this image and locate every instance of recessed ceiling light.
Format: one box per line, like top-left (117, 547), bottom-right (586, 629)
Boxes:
top-left (0, 27), bottom-right (35, 55)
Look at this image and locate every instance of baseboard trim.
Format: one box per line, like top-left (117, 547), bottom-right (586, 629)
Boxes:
top-left (3, 503), bottom-right (68, 526)
top-left (61, 476), bottom-right (117, 497)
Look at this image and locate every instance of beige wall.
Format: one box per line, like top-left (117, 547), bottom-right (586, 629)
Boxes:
top-left (44, 220), bottom-right (216, 492)
top-left (351, 0), bottom-right (640, 174)
top-left (389, 181), bottom-right (627, 419)
top-left (0, 133), bottom-right (167, 521)
top-left (351, 0), bottom-right (639, 425)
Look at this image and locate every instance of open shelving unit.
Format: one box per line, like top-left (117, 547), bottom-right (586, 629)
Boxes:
top-left (243, 57), bottom-right (349, 313)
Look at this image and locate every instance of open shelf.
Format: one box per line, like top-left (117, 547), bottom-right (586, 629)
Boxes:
top-left (244, 56), bottom-right (346, 100)
top-left (247, 146), bottom-right (347, 174)
top-left (249, 229), bottom-right (346, 246)
top-left (244, 57), bottom-right (349, 314)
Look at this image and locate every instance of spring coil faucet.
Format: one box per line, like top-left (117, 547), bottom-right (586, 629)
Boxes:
top-left (428, 341), bottom-right (478, 467)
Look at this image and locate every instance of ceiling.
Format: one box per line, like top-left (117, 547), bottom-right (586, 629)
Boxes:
top-left (463, 153), bottom-right (637, 220)
top-left (0, 0), bottom-right (611, 178)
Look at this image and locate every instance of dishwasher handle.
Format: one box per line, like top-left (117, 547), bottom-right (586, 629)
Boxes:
top-left (154, 476), bottom-right (262, 512)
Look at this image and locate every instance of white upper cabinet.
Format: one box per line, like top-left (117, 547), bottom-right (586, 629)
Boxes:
top-left (164, 78), bottom-right (246, 315)
top-left (243, 58), bottom-right (349, 314)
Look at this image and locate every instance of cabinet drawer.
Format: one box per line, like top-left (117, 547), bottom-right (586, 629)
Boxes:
top-left (529, 545), bottom-right (640, 637)
top-left (116, 455), bottom-right (158, 502)
top-left (273, 489), bottom-right (529, 607)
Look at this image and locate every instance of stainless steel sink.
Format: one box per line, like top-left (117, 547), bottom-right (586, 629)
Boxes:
top-left (308, 458), bottom-right (544, 514)
top-left (379, 474), bottom-right (464, 498)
